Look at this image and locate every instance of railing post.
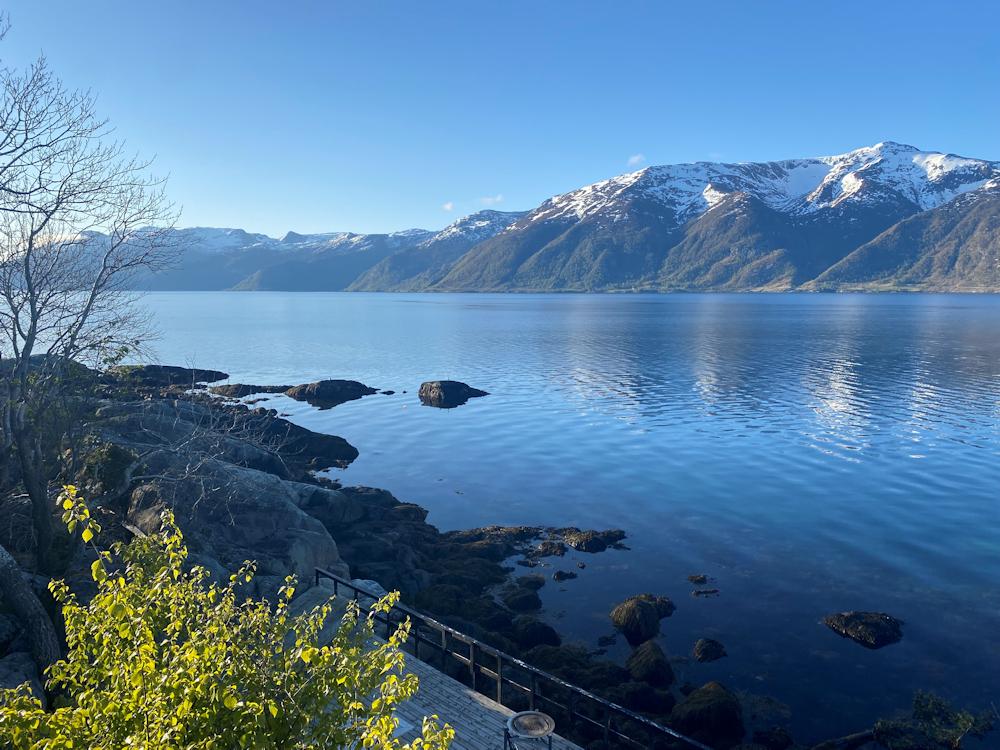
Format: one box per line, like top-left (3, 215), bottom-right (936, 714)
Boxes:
top-left (468, 642), bottom-right (476, 690)
top-left (439, 630), bottom-right (447, 671)
top-left (496, 653), bottom-right (503, 704)
top-left (529, 673), bottom-right (537, 710)
top-left (604, 708), bottom-right (611, 745)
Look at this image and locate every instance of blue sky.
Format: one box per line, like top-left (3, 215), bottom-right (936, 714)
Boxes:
top-left (2, 1), bottom-right (998, 236)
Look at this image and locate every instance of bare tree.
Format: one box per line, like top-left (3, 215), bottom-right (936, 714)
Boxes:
top-left (0, 19), bottom-right (175, 672)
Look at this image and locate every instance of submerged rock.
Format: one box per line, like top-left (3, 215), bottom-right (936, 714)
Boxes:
top-left (284, 379), bottom-right (378, 409)
top-left (670, 681), bottom-right (745, 749)
top-left (552, 569), bottom-right (577, 582)
top-left (693, 637), bottom-right (727, 662)
top-left (688, 574), bottom-right (710, 585)
top-left (823, 611), bottom-right (903, 649)
top-left (626, 640), bottom-right (674, 688)
top-left (417, 380), bottom-right (488, 408)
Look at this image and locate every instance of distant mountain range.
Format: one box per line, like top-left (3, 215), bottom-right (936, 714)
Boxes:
top-left (133, 143), bottom-right (1000, 292)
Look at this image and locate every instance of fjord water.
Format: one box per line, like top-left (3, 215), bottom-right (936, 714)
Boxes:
top-left (143, 292), bottom-right (1000, 741)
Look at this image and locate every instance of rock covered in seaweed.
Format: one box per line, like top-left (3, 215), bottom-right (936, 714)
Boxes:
top-left (626, 639), bottom-right (674, 688)
top-left (610, 595), bottom-right (671, 645)
top-left (670, 681), bottom-right (745, 748)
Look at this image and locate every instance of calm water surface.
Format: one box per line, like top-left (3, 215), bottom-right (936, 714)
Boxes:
top-left (141, 292), bottom-right (1000, 741)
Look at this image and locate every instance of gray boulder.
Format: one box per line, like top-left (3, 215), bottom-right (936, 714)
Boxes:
top-left (0, 652), bottom-right (45, 706)
top-left (127, 458), bottom-right (350, 588)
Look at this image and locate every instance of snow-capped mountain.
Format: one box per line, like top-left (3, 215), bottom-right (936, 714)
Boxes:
top-left (522, 142), bottom-right (997, 227)
top-left (435, 143), bottom-right (1000, 291)
top-left (130, 143), bottom-right (1000, 292)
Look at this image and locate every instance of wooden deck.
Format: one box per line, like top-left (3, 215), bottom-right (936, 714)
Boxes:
top-left (396, 650), bottom-right (583, 750)
top-left (312, 587), bottom-right (582, 749)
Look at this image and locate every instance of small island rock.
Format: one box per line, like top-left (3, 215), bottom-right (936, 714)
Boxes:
top-left (284, 379), bottom-right (378, 409)
top-left (418, 380), bottom-right (488, 408)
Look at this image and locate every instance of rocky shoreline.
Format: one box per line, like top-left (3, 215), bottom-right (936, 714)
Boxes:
top-left (0, 365), bottom-right (992, 750)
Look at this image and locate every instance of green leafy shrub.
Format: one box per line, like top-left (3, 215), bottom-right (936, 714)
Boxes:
top-left (0, 486), bottom-right (454, 749)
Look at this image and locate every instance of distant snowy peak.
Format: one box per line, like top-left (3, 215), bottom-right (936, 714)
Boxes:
top-left (173, 227), bottom-right (273, 252)
top-left (427, 209), bottom-right (526, 244)
top-left (277, 228), bottom-right (433, 252)
top-left (527, 142), bottom-right (1000, 226)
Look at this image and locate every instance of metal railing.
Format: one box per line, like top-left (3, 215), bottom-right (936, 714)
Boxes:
top-left (315, 568), bottom-right (710, 750)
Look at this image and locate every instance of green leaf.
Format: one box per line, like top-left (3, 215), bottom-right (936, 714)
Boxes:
top-left (81, 528), bottom-right (94, 543)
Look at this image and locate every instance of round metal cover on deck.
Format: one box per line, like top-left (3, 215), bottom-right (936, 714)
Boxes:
top-left (507, 711), bottom-right (556, 738)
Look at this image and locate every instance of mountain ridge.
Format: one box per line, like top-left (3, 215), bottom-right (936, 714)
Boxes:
top-left (128, 143), bottom-right (1000, 292)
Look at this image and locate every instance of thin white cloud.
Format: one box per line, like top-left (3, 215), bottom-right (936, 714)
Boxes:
top-left (627, 153), bottom-right (645, 167)
top-left (441, 201), bottom-right (454, 212)
top-left (479, 194), bottom-right (504, 206)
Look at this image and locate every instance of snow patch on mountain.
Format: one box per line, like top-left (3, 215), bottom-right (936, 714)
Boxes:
top-left (524, 142), bottom-right (1000, 228)
top-left (428, 210), bottom-right (526, 244)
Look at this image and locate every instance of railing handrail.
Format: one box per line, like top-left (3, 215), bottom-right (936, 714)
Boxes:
top-left (315, 567), bottom-right (711, 750)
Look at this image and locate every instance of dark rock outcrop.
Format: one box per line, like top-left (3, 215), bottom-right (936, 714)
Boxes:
top-left (284, 379), bottom-right (378, 409)
top-left (626, 640), bottom-right (674, 688)
top-left (503, 587), bottom-right (542, 612)
top-left (823, 611), bottom-right (903, 649)
top-left (693, 637), bottom-right (727, 662)
top-left (209, 384), bottom-right (290, 398)
top-left (111, 364), bottom-right (228, 386)
top-left (96, 397), bottom-right (359, 475)
top-left (418, 380), bottom-right (488, 408)
top-left (557, 527), bottom-right (627, 553)
top-left (513, 618), bottom-right (561, 650)
top-left (670, 681), bottom-right (745, 749)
